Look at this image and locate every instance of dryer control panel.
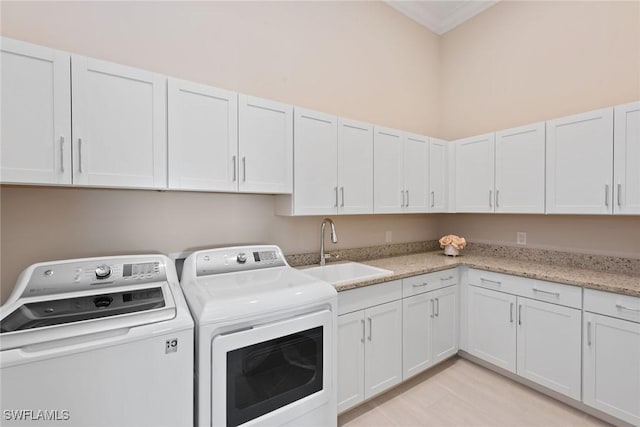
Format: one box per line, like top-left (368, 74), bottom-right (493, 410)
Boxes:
top-left (21, 257), bottom-right (167, 298)
top-left (196, 245), bottom-right (287, 276)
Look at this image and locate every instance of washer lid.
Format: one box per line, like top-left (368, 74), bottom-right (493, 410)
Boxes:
top-left (181, 266), bottom-right (336, 324)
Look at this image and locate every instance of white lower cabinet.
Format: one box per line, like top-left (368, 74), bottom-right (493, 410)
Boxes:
top-left (337, 281), bottom-right (402, 414)
top-left (403, 284), bottom-right (458, 380)
top-left (465, 269), bottom-right (582, 400)
top-left (516, 297), bottom-right (581, 400)
top-left (583, 289), bottom-right (640, 425)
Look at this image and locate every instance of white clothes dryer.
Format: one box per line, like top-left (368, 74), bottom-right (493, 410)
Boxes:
top-left (180, 245), bottom-right (337, 427)
top-left (0, 254), bottom-right (194, 427)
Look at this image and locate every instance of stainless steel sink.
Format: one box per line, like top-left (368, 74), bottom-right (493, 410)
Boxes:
top-left (301, 262), bottom-right (393, 286)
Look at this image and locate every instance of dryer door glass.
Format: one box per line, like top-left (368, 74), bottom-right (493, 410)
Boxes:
top-left (226, 326), bottom-right (323, 426)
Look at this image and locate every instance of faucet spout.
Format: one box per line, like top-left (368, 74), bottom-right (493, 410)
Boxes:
top-left (320, 218), bottom-right (338, 266)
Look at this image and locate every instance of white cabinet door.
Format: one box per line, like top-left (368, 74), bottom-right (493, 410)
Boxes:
top-left (546, 108), bottom-right (614, 214)
top-left (431, 285), bottom-right (459, 364)
top-left (403, 133), bottom-right (428, 213)
top-left (338, 118), bottom-right (373, 214)
top-left (614, 102), bottom-right (640, 214)
top-left (72, 56), bottom-right (167, 188)
top-left (495, 122), bottom-right (545, 213)
top-left (583, 312), bottom-right (640, 425)
top-left (1, 37), bottom-right (71, 185)
top-left (293, 108), bottom-right (338, 215)
top-left (454, 134), bottom-right (495, 213)
top-left (337, 311), bottom-right (366, 414)
top-left (364, 300), bottom-right (402, 399)
top-left (167, 79), bottom-right (237, 192)
top-left (238, 95), bottom-right (293, 194)
top-left (402, 293), bottom-right (433, 380)
top-left (373, 127), bottom-right (404, 213)
top-left (516, 297), bottom-right (581, 400)
top-left (428, 138), bottom-right (448, 212)
top-left (467, 285), bottom-right (517, 373)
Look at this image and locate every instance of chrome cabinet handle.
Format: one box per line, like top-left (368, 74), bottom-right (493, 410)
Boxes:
top-left (496, 190), bottom-right (500, 208)
top-left (401, 190), bottom-right (405, 207)
top-left (412, 282), bottom-right (428, 288)
top-left (59, 137), bottom-right (65, 173)
top-left (510, 302), bottom-right (514, 323)
top-left (431, 191), bottom-right (435, 208)
top-left (616, 304), bottom-right (640, 312)
top-left (440, 276), bottom-right (454, 281)
top-left (361, 318), bottom-right (365, 343)
top-left (341, 187), bottom-right (345, 207)
top-left (430, 299), bottom-right (435, 318)
top-left (617, 184), bottom-right (622, 207)
top-left (605, 184), bottom-right (609, 207)
top-left (435, 298), bottom-right (440, 317)
top-left (334, 187), bottom-right (338, 208)
top-left (532, 288), bottom-right (560, 297)
top-left (406, 190), bottom-right (409, 207)
top-left (78, 138), bottom-right (83, 173)
top-left (587, 321), bottom-right (592, 346)
top-left (242, 157), bottom-right (246, 182)
top-left (368, 317), bottom-right (372, 341)
top-left (489, 190), bottom-right (493, 208)
top-left (232, 155), bottom-right (237, 181)
top-left (518, 304), bottom-right (523, 325)
top-left (480, 277), bottom-right (501, 286)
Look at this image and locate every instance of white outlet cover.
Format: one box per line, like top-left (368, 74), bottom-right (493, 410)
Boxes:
top-left (516, 232), bottom-right (527, 245)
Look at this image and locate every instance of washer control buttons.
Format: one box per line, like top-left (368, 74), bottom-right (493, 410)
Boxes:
top-left (95, 264), bottom-right (112, 279)
top-left (236, 253), bottom-right (248, 264)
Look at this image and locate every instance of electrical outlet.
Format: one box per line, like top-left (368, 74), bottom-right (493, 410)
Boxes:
top-left (385, 231), bottom-right (392, 243)
top-left (517, 232), bottom-right (527, 245)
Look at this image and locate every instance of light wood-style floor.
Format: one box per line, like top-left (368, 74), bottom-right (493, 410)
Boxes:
top-left (338, 357), bottom-right (610, 427)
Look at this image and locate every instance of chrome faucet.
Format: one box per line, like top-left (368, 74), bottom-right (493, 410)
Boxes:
top-left (320, 218), bottom-right (338, 266)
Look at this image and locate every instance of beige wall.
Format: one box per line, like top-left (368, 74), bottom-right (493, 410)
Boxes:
top-left (0, 186), bottom-right (441, 300)
top-left (439, 0), bottom-right (640, 262)
top-left (441, 214), bottom-right (640, 259)
top-left (440, 0), bottom-right (640, 140)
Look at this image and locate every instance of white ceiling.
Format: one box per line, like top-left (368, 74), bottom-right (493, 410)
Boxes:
top-left (386, 1), bottom-right (499, 35)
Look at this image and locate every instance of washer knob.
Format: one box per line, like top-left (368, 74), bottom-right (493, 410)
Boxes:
top-left (95, 264), bottom-right (112, 279)
top-left (236, 253), bottom-right (248, 264)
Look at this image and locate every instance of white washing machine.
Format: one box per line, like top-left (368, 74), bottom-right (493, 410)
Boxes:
top-left (0, 255), bottom-right (194, 427)
top-left (180, 245), bottom-right (337, 427)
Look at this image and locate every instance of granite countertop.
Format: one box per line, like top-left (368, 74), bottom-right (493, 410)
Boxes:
top-left (329, 251), bottom-right (640, 297)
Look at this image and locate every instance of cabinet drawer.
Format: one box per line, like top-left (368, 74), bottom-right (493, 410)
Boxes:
top-left (584, 289), bottom-right (640, 323)
top-left (338, 280), bottom-right (402, 315)
top-left (468, 268), bottom-right (582, 309)
top-left (402, 269), bottom-right (457, 297)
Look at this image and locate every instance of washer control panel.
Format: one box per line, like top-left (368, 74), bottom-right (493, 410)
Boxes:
top-left (196, 245), bottom-right (286, 276)
top-left (22, 257), bottom-right (166, 298)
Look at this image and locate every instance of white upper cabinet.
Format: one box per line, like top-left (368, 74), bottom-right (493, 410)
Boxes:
top-left (72, 56), bottom-right (167, 188)
top-left (403, 133), bottom-right (429, 213)
top-left (374, 127), bottom-right (404, 213)
top-left (167, 78), bottom-right (238, 192)
top-left (495, 122), bottom-right (545, 213)
top-left (1, 38), bottom-right (71, 185)
top-left (292, 108), bottom-right (338, 215)
top-left (238, 95), bottom-right (293, 194)
top-left (282, 113), bottom-right (373, 216)
top-left (454, 133), bottom-right (495, 213)
top-left (374, 127), bottom-right (428, 213)
top-left (428, 138), bottom-right (448, 212)
top-left (546, 108), bottom-right (614, 214)
top-left (614, 101), bottom-right (640, 214)
top-left (338, 118), bottom-right (374, 214)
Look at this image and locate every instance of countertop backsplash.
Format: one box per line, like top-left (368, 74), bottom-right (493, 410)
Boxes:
top-left (287, 240), bottom-right (640, 277)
